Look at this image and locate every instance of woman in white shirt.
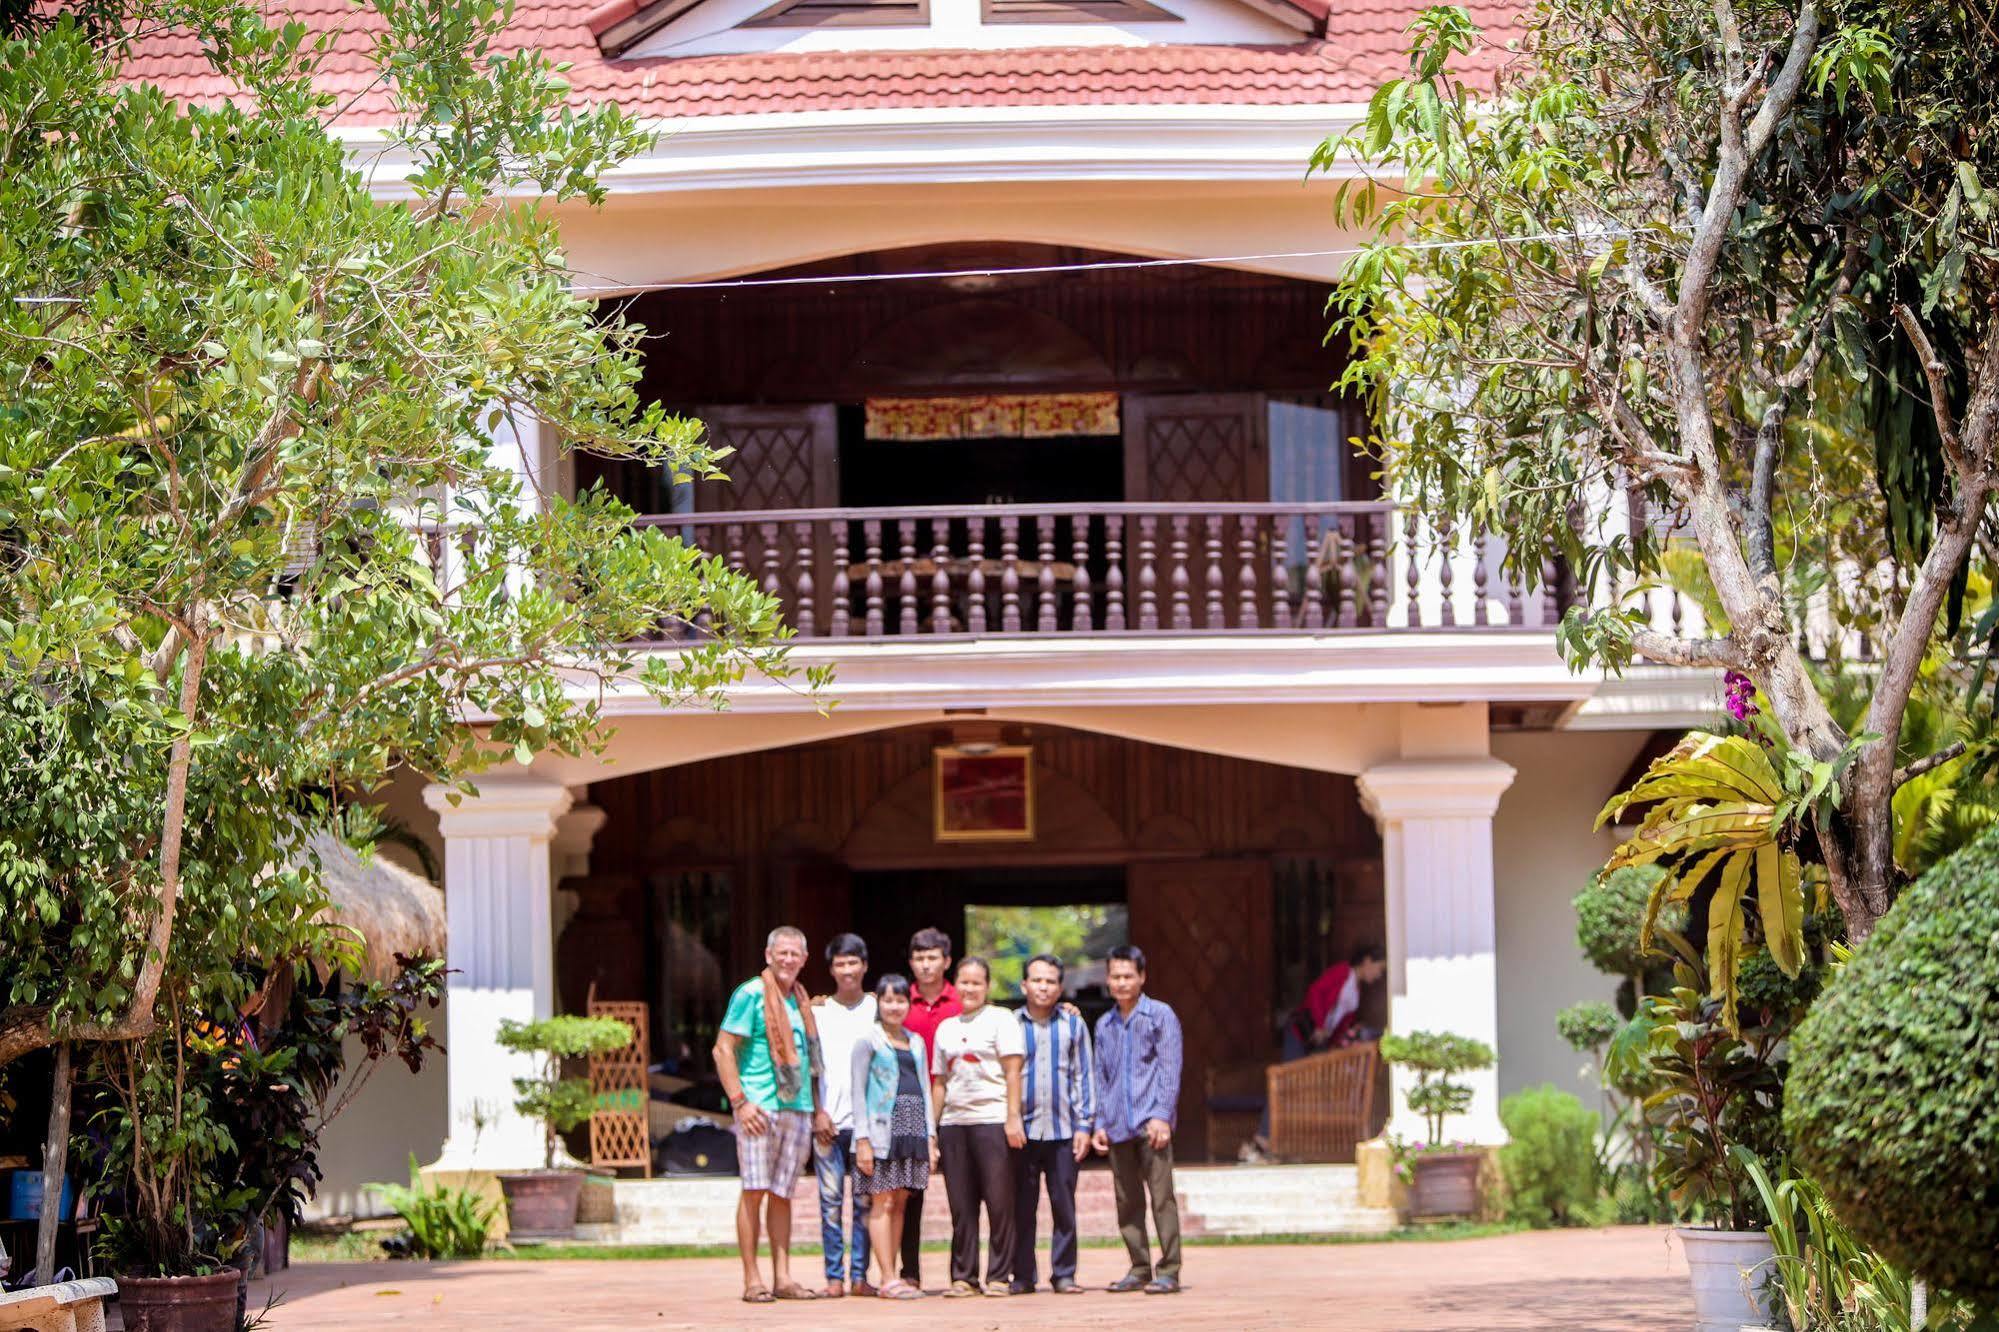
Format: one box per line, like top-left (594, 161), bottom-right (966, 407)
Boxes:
top-left (928, 957), bottom-right (1025, 1298)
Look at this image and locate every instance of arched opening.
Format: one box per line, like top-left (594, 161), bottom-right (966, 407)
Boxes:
top-left (579, 241), bottom-right (1373, 515)
top-left (558, 718), bottom-right (1389, 1161)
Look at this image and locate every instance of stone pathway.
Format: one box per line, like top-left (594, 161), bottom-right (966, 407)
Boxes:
top-left (246, 1226), bottom-right (1694, 1330)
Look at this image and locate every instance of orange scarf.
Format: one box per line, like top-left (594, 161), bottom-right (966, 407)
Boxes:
top-left (761, 967), bottom-right (821, 1104)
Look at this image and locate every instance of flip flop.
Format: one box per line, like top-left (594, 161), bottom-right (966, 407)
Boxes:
top-left (772, 1284), bottom-right (823, 1301)
top-left (742, 1286), bottom-right (775, 1304)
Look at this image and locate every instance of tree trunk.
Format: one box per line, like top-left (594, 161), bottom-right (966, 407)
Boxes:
top-left (34, 1042), bottom-right (71, 1285)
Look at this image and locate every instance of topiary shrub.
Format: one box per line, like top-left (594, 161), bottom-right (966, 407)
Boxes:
top-left (1785, 824), bottom-right (1999, 1307)
top-left (1498, 1085), bottom-right (1602, 1227)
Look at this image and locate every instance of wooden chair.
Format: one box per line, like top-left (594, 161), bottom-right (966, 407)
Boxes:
top-left (1203, 1062), bottom-right (1270, 1162)
top-left (1266, 1041), bottom-right (1380, 1163)
top-left (586, 998), bottom-right (652, 1178)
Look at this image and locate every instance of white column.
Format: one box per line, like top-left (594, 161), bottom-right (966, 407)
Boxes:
top-left (1358, 757), bottom-right (1516, 1145)
top-left (423, 776), bottom-right (573, 1171)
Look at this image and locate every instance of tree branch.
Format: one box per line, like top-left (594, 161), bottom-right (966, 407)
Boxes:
top-left (1894, 742), bottom-right (1968, 789)
top-left (1893, 302), bottom-right (1966, 475)
top-left (1629, 627), bottom-right (1747, 670)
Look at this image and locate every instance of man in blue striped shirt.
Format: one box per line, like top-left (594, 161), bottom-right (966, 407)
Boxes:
top-left (1007, 954), bottom-right (1095, 1295)
top-left (1091, 945), bottom-right (1183, 1295)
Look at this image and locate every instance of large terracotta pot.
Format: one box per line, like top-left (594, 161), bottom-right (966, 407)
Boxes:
top-left (498, 1170), bottom-right (585, 1240)
top-left (117, 1270), bottom-right (243, 1332)
top-left (1406, 1151), bottom-right (1484, 1218)
top-left (1676, 1227), bottom-right (1775, 1332)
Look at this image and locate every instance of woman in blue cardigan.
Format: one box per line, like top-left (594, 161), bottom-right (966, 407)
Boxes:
top-left (852, 974), bottom-right (940, 1300)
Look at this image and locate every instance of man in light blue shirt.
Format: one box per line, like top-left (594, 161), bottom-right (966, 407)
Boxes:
top-left (1091, 945), bottom-right (1183, 1295)
top-left (1008, 954), bottom-right (1095, 1294)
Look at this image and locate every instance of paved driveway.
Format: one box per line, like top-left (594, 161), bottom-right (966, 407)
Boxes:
top-left (248, 1227), bottom-right (1695, 1330)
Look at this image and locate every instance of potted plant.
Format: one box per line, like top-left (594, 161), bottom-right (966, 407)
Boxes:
top-left (1625, 952), bottom-right (1801, 1332)
top-left (492, 1015), bottom-right (633, 1240)
top-left (83, 1019), bottom-right (258, 1332)
top-left (1379, 1030), bottom-right (1495, 1219)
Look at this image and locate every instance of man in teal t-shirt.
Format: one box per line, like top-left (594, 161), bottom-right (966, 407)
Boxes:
top-left (721, 977), bottom-right (816, 1115)
top-left (715, 925), bottom-right (833, 1303)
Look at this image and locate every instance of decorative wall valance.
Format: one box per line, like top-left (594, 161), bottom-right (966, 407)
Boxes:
top-left (864, 392), bottom-right (1120, 442)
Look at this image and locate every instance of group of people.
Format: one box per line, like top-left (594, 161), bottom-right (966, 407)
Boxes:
top-left (711, 925), bottom-right (1184, 1303)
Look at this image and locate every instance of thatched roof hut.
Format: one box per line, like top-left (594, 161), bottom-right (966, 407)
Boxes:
top-left (312, 833), bottom-right (446, 983)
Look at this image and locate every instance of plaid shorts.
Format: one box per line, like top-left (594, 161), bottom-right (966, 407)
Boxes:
top-left (737, 1108), bottom-right (813, 1193)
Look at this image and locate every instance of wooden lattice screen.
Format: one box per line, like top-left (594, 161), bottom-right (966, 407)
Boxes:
top-left (587, 999), bottom-right (652, 1177)
top-left (1267, 1041), bottom-right (1379, 1164)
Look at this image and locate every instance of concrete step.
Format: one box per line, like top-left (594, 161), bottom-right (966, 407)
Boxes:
top-left (605, 1162), bottom-right (1395, 1245)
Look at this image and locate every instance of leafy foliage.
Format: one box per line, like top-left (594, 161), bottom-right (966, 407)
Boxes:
top-left (1597, 727), bottom-right (1843, 1032)
top-left (1555, 1001), bottom-right (1621, 1056)
top-left (1629, 973), bottom-right (1789, 1232)
top-left (1497, 1086), bottom-right (1604, 1228)
top-left (0, 0), bottom-right (808, 1069)
top-left (1735, 1148), bottom-right (1983, 1332)
top-left (497, 1015), bottom-right (633, 1166)
top-left (1381, 1029), bottom-right (1494, 1144)
top-left (1786, 825), bottom-right (1999, 1307)
top-left (1573, 865), bottom-right (1674, 982)
top-left (1314, 0), bottom-right (1999, 944)
top-left (367, 1156), bottom-right (495, 1260)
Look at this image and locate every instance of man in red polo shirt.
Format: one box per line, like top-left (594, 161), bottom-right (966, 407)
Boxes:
top-left (897, 926), bottom-right (960, 1288)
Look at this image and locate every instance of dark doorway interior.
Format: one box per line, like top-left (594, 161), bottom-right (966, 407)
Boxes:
top-left (850, 864), bottom-right (1127, 1021)
top-left (837, 407), bottom-right (1125, 509)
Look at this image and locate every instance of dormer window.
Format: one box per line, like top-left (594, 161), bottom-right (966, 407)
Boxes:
top-left (745, 0), bottom-right (929, 26)
top-left (980, 0), bottom-right (1176, 21)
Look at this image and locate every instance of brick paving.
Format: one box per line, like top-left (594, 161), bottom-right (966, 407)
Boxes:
top-left (247, 1226), bottom-right (1694, 1331)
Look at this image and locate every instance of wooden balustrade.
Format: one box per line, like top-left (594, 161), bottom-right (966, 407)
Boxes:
top-left (627, 502), bottom-right (1584, 640)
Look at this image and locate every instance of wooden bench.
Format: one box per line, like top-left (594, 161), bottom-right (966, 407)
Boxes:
top-left (0, 1278), bottom-right (118, 1332)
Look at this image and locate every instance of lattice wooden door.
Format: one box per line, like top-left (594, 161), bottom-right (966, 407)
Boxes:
top-left (1123, 393), bottom-right (1268, 503)
top-left (587, 998), bottom-right (652, 1177)
top-left (1127, 859), bottom-right (1273, 1161)
top-left (694, 404), bottom-right (838, 513)
top-left (1122, 395), bottom-right (1269, 628)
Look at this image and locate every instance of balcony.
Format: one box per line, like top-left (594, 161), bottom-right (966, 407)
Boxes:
top-left (636, 501), bottom-right (1599, 641)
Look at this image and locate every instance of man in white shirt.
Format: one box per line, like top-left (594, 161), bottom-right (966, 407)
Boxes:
top-left (929, 957), bottom-right (1026, 1298)
top-left (812, 933), bottom-right (879, 1297)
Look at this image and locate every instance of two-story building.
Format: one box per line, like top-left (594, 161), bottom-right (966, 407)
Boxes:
top-left (134, 0), bottom-right (1717, 1227)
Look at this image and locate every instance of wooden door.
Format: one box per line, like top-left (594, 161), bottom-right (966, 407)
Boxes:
top-left (1123, 393), bottom-right (1268, 503)
top-left (695, 404), bottom-right (839, 513)
top-left (774, 858), bottom-right (853, 997)
top-left (1123, 395), bottom-right (1269, 629)
top-left (1126, 859), bottom-right (1273, 1160)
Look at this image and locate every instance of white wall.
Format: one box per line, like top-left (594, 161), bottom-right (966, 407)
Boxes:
top-left (308, 1030), bottom-right (450, 1219)
top-left (1490, 728), bottom-right (1652, 1105)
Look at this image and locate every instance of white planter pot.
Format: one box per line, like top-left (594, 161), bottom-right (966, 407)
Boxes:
top-left (1675, 1226), bottom-right (1776, 1332)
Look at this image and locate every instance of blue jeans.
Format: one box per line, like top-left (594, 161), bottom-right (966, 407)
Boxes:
top-left (816, 1129), bottom-right (871, 1283)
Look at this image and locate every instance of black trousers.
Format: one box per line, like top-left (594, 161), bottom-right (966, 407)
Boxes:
top-left (938, 1123), bottom-right (1018, 1288)
top-left (899, 1185), bottom-right (924, 1283)
top-left (1011, 1138), bottom-right (1080, 1286)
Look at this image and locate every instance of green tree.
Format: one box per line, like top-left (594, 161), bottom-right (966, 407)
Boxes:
top-left (1318, 1), bottom-right (1999, 950)
top-left (0, 0), bottom-right (813, 1067)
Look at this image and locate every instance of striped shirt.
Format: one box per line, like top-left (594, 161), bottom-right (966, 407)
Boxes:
top-left (1018, 1007), bottom-right (1096, 1141)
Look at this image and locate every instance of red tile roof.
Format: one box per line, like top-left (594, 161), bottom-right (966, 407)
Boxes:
top-left (119, 0), bottom-right (1522, 124)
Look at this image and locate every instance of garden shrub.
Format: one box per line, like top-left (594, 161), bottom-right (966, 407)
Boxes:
top-left (367, 1157), bottom-right (495, 1259)
top-left (1786, 825), bottom-right (1999, 1307)
top-left (1498, 1085), bottom-right (1602, 1227)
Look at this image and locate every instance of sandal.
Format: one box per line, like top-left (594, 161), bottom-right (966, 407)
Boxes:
top-left (773, 1283), bottom-right (823, 1301)
top-left (878, 1280), bottom-right (922, 1300)
top-left (944, 1280), bottom-right (982, 1298)
top-left (741, 1286), bottom-right (775, 1304)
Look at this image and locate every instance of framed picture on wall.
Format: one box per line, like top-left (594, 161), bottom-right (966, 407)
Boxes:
top-left (933, 746), bottom-right (1035, 842)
